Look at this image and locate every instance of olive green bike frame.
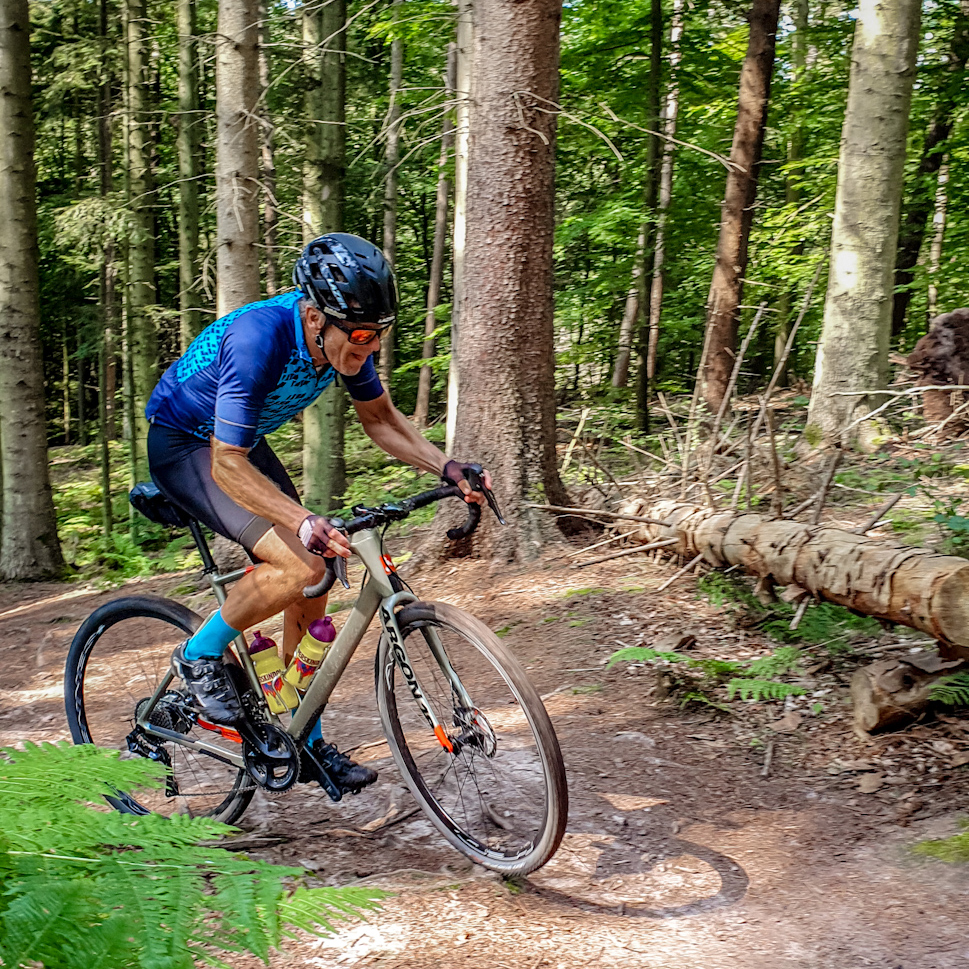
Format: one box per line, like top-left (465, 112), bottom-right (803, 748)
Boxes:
top-left (135, 528), bottom-right (470, 769)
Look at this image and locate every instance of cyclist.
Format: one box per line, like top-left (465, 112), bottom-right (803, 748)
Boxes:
top-left (145, 233), bottom-right (491, 792)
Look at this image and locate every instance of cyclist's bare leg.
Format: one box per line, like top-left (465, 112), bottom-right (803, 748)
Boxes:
top-left (281, 596), bottom-right (327, 664)
top-left (219, 526), bottom-right (328, 648)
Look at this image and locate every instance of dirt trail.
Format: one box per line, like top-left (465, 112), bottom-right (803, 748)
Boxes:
top-left (1, 553), bottom-right (967, 969)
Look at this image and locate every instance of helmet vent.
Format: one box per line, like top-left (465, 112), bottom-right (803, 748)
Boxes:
top-left (330, 266), bottom-right (347, 283)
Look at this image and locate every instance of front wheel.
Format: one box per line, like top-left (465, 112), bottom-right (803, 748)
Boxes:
top-left (376, 601), bottom-right (568, 875)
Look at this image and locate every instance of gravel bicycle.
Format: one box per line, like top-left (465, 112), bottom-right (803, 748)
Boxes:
top-left (64, 473), bottom-right (568, 875)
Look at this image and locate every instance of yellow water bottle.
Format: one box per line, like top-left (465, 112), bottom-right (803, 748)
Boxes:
top-left (284, 617), bottom-right (336, 690)
top-left (249, 631), bottom-right (299, 714)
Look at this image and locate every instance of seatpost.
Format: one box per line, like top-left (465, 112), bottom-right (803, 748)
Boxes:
top-left (187, 519), bottom-right (218, 574)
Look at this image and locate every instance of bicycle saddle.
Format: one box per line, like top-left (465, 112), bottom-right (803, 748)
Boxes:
top-left (129, 482), bottom-right (192, 529)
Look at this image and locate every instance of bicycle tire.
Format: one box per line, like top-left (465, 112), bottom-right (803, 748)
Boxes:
top-left (64, 595), bottom-right (254, 824)
top-left (376, 600), bottom-right (568, 875)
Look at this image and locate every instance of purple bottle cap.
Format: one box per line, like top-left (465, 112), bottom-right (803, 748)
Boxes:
top-left (308, 617), bottom-right (336, 643)
top-left (249, 630), bottom-right (276, 653)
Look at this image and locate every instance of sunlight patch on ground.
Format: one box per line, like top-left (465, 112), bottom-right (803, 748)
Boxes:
top-left (599, 792), bottom-right (669, 810)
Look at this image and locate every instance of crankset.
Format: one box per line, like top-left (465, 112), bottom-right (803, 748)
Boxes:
top-left (238, 721), bottom-right (300, 792)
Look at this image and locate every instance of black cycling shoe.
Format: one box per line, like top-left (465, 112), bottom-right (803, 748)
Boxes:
top-left (171, 642), bottom-right (244, 726)
top-left (300, 740), bottom-right (378, 796)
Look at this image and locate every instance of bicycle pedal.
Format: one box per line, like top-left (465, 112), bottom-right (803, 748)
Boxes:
top-left (299, 747), bottom-right (343, 802)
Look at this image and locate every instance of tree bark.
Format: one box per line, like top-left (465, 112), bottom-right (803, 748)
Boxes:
top-left (450, 0), bottom-right (572, 559)
top-left (446, 0), bottom-right (472, 456)
top-left (215, 0), bottom-right (261, 317)
top-left (807, 0), bottom-right (921, 445)
top-left (126, 0), bottom-right (158, 473)
top-left (700, 0), bottom-right (781, 415)
top-left (891, 0), bottom-right (969, 339)
top-left (99, 0), bottom-right (117, 444)
top-left (616, 498), bottom-right (969, 658)
top-left (414, 45), bottom-right (455, 430)
top-left (927, 160), bottom-right (949, 320)
top-left (302, 0), bottom-right (346, 512)
top-left (611, 229), bottom-right (644, 389)
top-left (257, 0), bottom-right (279, 296)
top-left (177, 0), bottom-right (202, 348)
top-left (645, 0), bottom-right (684, 399)
top-left (379, 0), bottom-right (403, 390)
top-left (0, 0), bottom-right (64, 578)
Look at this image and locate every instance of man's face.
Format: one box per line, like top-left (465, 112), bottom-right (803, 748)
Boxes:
top-left (321, 317), bottom-right (383, 376)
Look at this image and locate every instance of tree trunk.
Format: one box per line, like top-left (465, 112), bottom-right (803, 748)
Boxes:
top-left (807, 0), bottom-right (921, 445)
top-left (0, 0), bottom-right (64, 578)
top-left (414, 44), bottom-right (455, 430)
top-left (302, 0), bottom-right (346, 512)
top-left (611, 229), bottom-right (644, 389)
top-left (450, 0), bottom-right (572, 559)
top-left (77, 346), bottom-right (87, 447)
top-left (700, 0), bottom-right (781, 415)
top-left (645, 0), bottom-right (684, 400)
top-left (891, 0), bottom-right (969, 339)
top-left (177, 0), bottom-right (202, 348)
top-left (633, 0), bottom-right (663, 428)
top-left (62, 333), bottom-right (71, 445)
top-left (215, 0), bottom-right (261, 317)
top-left (446, 0), bottom-right (472, 456)
top-left (906, 307), bottom-right (969, 435)
top-left (616, 498), bottom-right (969, 658)
top-left (927, 159), bottom-right (949, 320)
top-left (257, 0), bottom-right (279, 296)
top-left (126, 0), bottom-right (157, 474)
top-left (379, 0), bottom-right (403, 390)
top-left (99, 0), bottom-right (117, 445)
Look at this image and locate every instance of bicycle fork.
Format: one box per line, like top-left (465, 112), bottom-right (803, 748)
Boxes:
top-left (379, 592), bottom-right (474, 754)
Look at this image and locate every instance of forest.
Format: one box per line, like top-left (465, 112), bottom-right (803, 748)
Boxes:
top-left (0, 0), bottom-right (964, 580)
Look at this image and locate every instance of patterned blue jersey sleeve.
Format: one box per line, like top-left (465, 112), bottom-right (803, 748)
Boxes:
top-left (342, 356), bottom-right (384, 402)
top-left (214, 316), bottom-right (289, 448)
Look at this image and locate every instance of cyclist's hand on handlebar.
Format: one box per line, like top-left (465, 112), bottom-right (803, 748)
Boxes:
top-left (297, 514), bottom-right (351, 558)
top-left (442, 459), bottom-right (494, 507)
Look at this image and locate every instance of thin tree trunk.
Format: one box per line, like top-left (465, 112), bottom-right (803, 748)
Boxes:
top-left (611, 228), bottom-right (644, 388)
top-left (891, 0), bottom-right (969, 339)
top-left (807, 0), bottom-right (921, 445)
top-left (927, 159), bottom-right (949, 321)
top-left (451, 0), bottom-right (573, 559)
top-left (126, 0), bottom-right (157, 476)
top-left (77, 347), bottom-right (87, 447)
top-left (633, 0), bottom-right (664, 428)
top-left (215, 0), bottom-right (261, 316)
top-left (258, 0), bottom-right (279, 296)
top-left (302, 0), bottom-right (346, 512)
top-left (700, 0), bottom-right (781, 414)
top-left (645, 0), bottom-right (683, 396)
top-left (446, 0), bottom-right (472, 456)
top-left (379, 0), bottom-right (403, 389)
top-left (774, 0), bottom-right (808, 385)
top-left (414, 44), bottom-right (456, 430)
top-left (99, 0), bottom-right (117, 443)
top-left (177, 0), bottom-right (201, 348)
top-left (0, 0), bottom-right (64, 578)
top-left (62, 333), bottom-right (71, 445)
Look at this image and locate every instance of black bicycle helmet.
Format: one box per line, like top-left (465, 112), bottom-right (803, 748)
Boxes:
top-left (293, 233), bottom-right (397, 325)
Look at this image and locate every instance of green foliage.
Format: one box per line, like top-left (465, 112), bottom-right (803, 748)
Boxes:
top-left (0, 742), bottom-right (382, 969)
top-left (929, 672), bottom-right (969, 708)
top-left (913, 820), bottom-right (969, 863)
top-left (726, 679), bottom-right (807, 702)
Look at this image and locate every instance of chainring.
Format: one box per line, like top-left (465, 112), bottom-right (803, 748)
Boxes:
top-left (240, 721), bottom-right (300, 792)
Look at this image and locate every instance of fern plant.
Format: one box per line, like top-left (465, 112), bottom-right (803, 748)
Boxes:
top-left (0, 742), bottom-right (383, 969)
top-left (929, 671), bottom-right (969, 707)
top-left (726, 679), bottom-right (807, 702)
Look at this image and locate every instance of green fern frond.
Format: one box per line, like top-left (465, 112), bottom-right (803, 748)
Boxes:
top-left (747, 646), bottom-right (802, 678)
top-left (727, 679), bottom-right (807, 702)
top-left (929, 671), bottom-right (969, 707)
top-left (607, 647), bottom-right (684, 668)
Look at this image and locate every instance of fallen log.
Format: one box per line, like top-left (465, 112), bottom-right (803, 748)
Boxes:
top-left (614, 498), bottom-right (969, 659)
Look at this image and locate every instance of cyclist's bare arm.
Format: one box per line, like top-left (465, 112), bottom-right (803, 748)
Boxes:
top-left (352, 391), bottom-right (492, 505)
top-left (209, 438), bottom-right (351, 556)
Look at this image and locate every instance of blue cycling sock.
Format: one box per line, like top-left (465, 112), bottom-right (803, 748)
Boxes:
top-left (183, 609), bottom-right (240, 661)
top-left (307, 717), bottom-right (324, 745)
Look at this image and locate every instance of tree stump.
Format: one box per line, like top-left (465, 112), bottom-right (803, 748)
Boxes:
top-left (907, 308), bottom-right (969, 437)
top-left (851, 653), bottom-right (964, 734)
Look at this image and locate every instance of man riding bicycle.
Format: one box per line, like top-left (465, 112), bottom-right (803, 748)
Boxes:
top-left (145, 233), bottom-right (490, 792)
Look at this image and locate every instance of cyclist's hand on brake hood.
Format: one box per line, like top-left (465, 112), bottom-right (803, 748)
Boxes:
top-left (442, 459), bottom-right (493, 507)
top-left (298, 514), bottom-right (351, 558)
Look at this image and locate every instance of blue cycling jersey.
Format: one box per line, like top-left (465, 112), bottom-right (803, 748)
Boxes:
top-left (146, 291), bottom-right (384, 448)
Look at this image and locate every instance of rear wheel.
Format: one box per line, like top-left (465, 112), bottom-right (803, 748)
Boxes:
top-left (64, 596), bottom-right (253, 823)
top-left (376, 601), bottom-right (568, 875)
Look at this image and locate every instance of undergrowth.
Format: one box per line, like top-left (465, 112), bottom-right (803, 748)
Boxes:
top-left (913, 819), bottom-right (969, 863)
top-left (929, 671), bottom-right (969, 708)
top-left (0, 742), bottom-right (382, 968)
